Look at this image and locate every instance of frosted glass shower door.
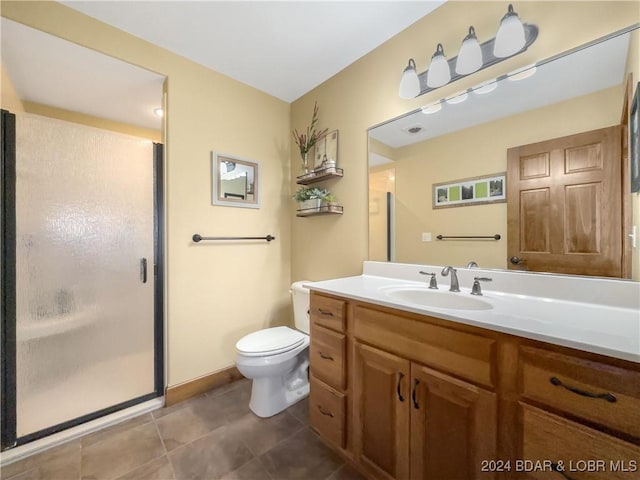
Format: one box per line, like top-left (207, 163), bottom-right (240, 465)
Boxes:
top-left (14, 113), bottom-right (157, 438)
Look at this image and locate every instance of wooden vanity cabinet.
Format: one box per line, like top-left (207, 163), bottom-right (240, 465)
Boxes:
top-left (352, 342), bottom-right (497, 480)
top-left (308, 291), bottom-right (640, 480)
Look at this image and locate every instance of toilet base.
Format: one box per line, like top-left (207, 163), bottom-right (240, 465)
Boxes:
top-left (247, 353), bottom-right (310, 418)
top-left (249, 378), bottom-right (309, 418)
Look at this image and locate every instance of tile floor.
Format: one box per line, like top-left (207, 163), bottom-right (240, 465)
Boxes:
top-left (1, 379), bottom-right (364, 480)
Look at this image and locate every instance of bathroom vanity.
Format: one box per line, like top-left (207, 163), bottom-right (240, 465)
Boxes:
top-left (307, 262), bottom-right (640, 480)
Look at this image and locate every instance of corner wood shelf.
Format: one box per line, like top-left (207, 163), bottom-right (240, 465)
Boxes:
top-left (296, 205), bottom-right (343, 217)
top-left (296, 167), bottom-right (343, 185)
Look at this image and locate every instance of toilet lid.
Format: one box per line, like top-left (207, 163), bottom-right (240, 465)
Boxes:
top-left (236, 326), bottom-right (306, 356)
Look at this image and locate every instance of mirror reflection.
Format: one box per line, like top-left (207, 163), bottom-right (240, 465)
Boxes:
top-left (212, 153), bottom-right (260, 208)
top-left (368, 27), bottom-right (638, 279)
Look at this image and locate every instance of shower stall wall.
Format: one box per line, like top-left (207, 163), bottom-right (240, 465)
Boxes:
top-left (1, 111), bottom-right (163, 449)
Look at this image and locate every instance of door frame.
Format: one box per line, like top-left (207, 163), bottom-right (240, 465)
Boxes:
top-left (0, 112), bottom-right (165, 450)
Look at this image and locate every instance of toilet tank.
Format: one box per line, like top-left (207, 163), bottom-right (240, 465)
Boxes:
top-left (290, 280), bottom-right (311, 334)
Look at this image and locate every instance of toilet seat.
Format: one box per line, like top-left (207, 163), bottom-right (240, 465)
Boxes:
top-left (236, 326), bottom-right (307, 357)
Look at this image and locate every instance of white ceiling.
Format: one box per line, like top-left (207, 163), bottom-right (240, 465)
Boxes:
top-left (369, 31), bottom-right (632, 150)
top-left (60, 0), bottom-right (445, 103)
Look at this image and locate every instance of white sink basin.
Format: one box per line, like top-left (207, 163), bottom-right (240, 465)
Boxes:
top-left (381, 286), bottom-right (493, 311)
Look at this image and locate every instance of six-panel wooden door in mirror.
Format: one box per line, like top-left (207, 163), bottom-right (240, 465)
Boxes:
top-left (507, 126), bottom-right (622, 277)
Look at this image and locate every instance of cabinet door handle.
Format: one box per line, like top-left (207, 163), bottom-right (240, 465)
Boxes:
top-left (318, 308), bottom-right (334, 316)
top-left (396, 372), bottom-right (405, 402)
top-left (318, 351), bottom-right (334, 361)
top-left (412, 378), bottom-right (420, 409)
top-left (317, 405), bottom-right (334, 418)
top-left (551, 462), bottom-right (575, 480)
top-left (549, 377), bottom-right (616, 403)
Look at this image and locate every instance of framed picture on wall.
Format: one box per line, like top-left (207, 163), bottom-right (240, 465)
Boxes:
top-left (631, 82), bottom-right (640, 193)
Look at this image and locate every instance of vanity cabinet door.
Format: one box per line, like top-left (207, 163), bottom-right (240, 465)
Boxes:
top-left (353, 342), bottom-right (410, 480)
top-left (410, 363), bottom-right (497, 480)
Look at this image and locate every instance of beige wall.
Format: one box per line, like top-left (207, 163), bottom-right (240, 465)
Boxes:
top-left (291, 1), bottom-right (639, 282)
top-left (2, 1), bottom-right (291, 387)
top-left (391, 87), bottom-right (621, 267)
top-left (1, 64), bottom-right (24, 112)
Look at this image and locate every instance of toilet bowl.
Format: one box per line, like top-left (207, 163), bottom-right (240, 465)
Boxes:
top-left (235, 281), bottom-right (311, 417)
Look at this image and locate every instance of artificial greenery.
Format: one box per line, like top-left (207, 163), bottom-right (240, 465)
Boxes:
top-left (292, 102), bottom-right (329, 158)
top-left (293, 186), bottom-right (334, 202)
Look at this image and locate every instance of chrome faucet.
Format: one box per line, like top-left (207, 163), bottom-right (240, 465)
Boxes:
top-left (419, 271), bottom-right (438, 289)
top-left (441, 266), bottom-right (460, 292)
top-left (466, 261), bottom-right (478, 268)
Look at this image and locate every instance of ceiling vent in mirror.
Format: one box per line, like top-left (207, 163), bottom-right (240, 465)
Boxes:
top-left (398, 3), bottom-right (538, 99)
top-left (403, 124), bottom-right (425, 135)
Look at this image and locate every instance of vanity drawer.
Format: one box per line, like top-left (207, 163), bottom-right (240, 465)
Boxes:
top-left (310, 324), bottom-right (346, 390)
top-left (309, 375), bottom-right (346, 449)
top-left (310, 293), bottom-right (346, 333)
top-left (353, 304), bottom-right (495, 388)
top-left (519, 346), bottom-right (640, 439)
top-left (519, 404), bottom-right (640, 480)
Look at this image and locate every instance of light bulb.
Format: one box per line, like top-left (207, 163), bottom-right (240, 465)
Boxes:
top-left (426, 44), bottom-right (451, 88)
top-left (456, 26), bottom-right (483, 75)
top-left (399, 58), bottom-right (420, 99)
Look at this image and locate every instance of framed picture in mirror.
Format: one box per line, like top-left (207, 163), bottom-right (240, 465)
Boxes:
top-left (433, 172), bottom-right (506, 209)
top-left (211, 152), bottom-right (260, 208)
top-left (631, 82), bottom-right (639, 193)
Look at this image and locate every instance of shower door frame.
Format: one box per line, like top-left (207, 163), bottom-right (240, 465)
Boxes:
top-left (0, 110), bottom-right (165, 450)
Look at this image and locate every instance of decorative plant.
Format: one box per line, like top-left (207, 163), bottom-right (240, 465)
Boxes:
top-left (292, 102), bottom-right (329, 159)
top-left (292, 186), bottom-right (333, 202)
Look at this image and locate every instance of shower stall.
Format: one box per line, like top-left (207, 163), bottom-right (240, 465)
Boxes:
top-left (1, 110), bottom-right (163, 449)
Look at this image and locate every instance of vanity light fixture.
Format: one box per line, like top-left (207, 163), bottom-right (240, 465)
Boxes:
top-left (398, 3), bottom-right (537, 99)
top-left (426, 44), bottom-right (451, 88)
top-left (455, 27), bottom-right (483, 75)
top-left (493, 4), bottom-right (526, 58)
top-left (399, 59), bottom-right (421, 99)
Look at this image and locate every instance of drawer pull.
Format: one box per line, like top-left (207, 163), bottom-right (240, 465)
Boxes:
top-left (551, 462), bottom-right (575, 480)
top-left (549, 377), bottom-right (617, 403)
top-left (318, 308), bottom-right (334, 316)
top-left (318, 351), bottom-right (334, 361)
top-left (317, 405), bottom-right (334, 418)
top-left (412, 378), bottom-right (420, 409)
top-left (397, 372), bottom-right (405, 402)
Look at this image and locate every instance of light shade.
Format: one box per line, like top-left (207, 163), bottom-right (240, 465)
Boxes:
top-left (455, 27), bottom-right (483, 75)
top-left (421, 102), bottom-right (442, 114)
top-left (426, 44), bottom-right (451, 88)
top-left (399, 58), bottom-right (420, 99)
top-left (493, 4), bottom-right (526, 58)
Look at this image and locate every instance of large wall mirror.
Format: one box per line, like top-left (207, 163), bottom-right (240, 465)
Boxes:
top-left (368, 25), bottom-right (639, 280)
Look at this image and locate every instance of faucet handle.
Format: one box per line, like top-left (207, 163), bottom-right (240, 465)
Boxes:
top-left (419, 271), bottom-right (438, 289)
top-left (471, 277), bottom-right (492, 296)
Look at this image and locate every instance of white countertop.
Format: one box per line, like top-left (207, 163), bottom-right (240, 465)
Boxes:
top-left (307, 262), bottom-right (640, 363)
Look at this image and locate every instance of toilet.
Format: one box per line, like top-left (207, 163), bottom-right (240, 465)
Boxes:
top-left (235, 281), bottom-right (311, 417)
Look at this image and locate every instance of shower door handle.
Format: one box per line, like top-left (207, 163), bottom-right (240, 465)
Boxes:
top-left (140, 258), bottom-right (147, 284)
